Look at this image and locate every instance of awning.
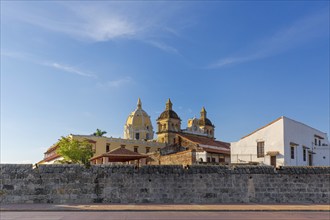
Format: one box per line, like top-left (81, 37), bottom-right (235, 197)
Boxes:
top-left (314, 135), bottom-right (324, 139)
top-left (266, 151), bottom-right (280, 156)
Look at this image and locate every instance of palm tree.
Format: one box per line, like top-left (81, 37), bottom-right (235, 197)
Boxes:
top-left (92, 129), bottom-right (107, 136)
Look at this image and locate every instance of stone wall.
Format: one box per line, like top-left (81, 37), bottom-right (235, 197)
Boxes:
top-left (159, 150), bottom-right (195, 166)
top-left (1, 164), bottom-right (329, 204)
top-left (149, 150), bottom-right (195, 166)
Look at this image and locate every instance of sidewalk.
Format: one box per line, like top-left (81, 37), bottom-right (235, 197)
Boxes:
top-left (1, 204), bottom-right (329, 212)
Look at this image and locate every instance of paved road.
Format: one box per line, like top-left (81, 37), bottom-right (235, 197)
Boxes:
top-left (1, 211), bottom-right (329, 220)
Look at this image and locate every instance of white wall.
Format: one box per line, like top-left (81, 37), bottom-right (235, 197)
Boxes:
top-left (283, 117), bottom-right (330, 166)
top-left (313, 146), bottom-right (330, 166)
top-left (196, 152), bottom-right (207, 163)
top-left (231, 116), bottom-right (330, 167)
top-left (230, 117), bottom-right (285, 166)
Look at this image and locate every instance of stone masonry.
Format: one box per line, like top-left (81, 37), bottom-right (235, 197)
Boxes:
top-left (1, 164), bottom-right (329, 204)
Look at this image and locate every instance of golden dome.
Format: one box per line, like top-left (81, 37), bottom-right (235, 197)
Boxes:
top-left (124, 98), bottom-right (154, 140)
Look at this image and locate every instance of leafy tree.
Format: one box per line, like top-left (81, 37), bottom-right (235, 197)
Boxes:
top-left (92, 129), bottom-right (107, 136)
top-left (56, 136), bottom-right (94, 166)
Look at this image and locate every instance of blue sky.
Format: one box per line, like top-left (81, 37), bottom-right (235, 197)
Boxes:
top-left (1, 1), bottom-right (329, 163)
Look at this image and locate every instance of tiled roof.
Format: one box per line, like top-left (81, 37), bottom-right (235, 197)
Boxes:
top-left (178, 133), bottom-right (230, 149)
top-left (202, 147), bottom-right (230, 154)
top-left (38, 153), bottom-right (61, 164)
top-left (90, 147), bottom-right (147, 161)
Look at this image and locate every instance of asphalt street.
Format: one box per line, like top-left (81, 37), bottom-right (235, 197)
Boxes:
top-left (1, 211), bottom-right (330, 220)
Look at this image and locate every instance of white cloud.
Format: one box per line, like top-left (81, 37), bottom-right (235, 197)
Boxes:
top-left (97, 76), bottom-right (134, 89)
top-left (46, 62), bottom-right (97, 78)
top-left (209, 9), bottom-right (329, 68)
top-left (4, 2), bottom-right (183, 53)
top-left (2, 50), bottom-right (97, 78)
top-left (147, 40), bottom-right (180, 54)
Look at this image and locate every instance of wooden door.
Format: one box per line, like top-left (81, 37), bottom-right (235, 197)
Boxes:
top-left (308, 153), bottom-right (313, 166)
top-left (270, 156), bottom-right (276, 167)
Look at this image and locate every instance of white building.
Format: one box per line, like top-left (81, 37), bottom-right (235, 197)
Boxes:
top-left (231, 116), bottom-right (329, 167)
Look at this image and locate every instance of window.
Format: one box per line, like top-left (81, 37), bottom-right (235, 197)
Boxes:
top-left (173, 138), bottom-right (176, 143)
top-left (211, 158), bottom-right (216, 163)
top-left (207, 157), bottom-right (211, 163)
top-left (146, 133), bottom-right (149, 140)
top-left (135, 133), bottom-right (140, 140)
top-left (257, 142), bottom-right (264, 158)
top-left (318, 140), bottom-right (321, 146)
top-left (106, 144), bottom-right (110, 152)
top-left (290, 146), bottom-right (295, 159)
top-left (303, 148), bottom-right (306, 161)
top-left (134, 146), bottom-right (138, 153)
top-left (146, 147), bottom-right (150, 153)
top-left (315, 138), bottom-right (317, 146)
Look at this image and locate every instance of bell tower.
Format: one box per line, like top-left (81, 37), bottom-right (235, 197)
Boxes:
top-left (156, 99), bottom-right (181, 144)
top-left (198, 107), bottom-right (215, 138)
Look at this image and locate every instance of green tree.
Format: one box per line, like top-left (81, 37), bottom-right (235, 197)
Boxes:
top-left (92, 129), bottom-right (107, 136)
top-left (56, 136), bottom-right (94, 166)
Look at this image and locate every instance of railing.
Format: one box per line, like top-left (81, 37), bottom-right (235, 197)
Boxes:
top-left (231, 154), bottom-right (266, 164)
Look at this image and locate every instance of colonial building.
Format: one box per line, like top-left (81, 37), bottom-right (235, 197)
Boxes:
top-left (230, 116), bottom-right (330, 167)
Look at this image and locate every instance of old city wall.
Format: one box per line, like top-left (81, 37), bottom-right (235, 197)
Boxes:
top-left (1, 164), bottom-right (329, 204)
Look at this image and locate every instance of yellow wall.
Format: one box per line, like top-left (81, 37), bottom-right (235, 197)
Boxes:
top-left (72, 135), bottom-right (166, 156)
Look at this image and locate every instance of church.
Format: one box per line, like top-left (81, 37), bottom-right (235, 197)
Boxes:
top-left (39, 98), bottom-right (230, 166)
top-left (150, 98), bottom-right (230, 165)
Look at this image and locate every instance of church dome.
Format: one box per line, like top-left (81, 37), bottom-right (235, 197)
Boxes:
top-left (124, 98), bottom-right (154, 140)
top-left (198, 118), bottom-right (213, 126)
top-left (157, 99), bottom-right (181, 120)
top-left (158, 110), bottom-right (180, 120)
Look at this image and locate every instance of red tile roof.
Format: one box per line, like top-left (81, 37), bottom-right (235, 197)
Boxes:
top-left (90, 147), bottom-right (148, 162)
top-left (178, 133), bottom-right (230, 150)
top-left (37, 153), bottom-right (61, 164)
top-left (202, 147), bottom-right (230, 154)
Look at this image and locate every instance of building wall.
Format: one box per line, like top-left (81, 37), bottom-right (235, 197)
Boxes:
top-left (230, 118), bottom-right (285, 166)
top-left (159, 150), bottom-right (195, 166)
top-left (231, 117), bottom-right (330, 167)
top-left (72, 135), bottom-right (166, 157)
top-left (1, 164), bottom-right (329, 204)
top-left (148, 150), bottom-right (195, 166)
top-left (283, 117), bottom-right (330, 166)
